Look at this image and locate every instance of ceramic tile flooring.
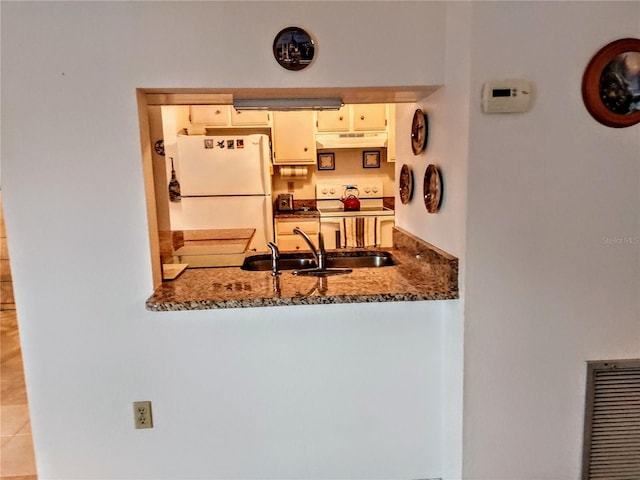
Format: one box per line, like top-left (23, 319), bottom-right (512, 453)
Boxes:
top-left (1, 193), bottom-right (37, 478)
top-left (1, 308), bottom-right (37, 479)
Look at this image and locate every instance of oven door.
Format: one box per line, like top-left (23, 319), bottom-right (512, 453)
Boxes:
top-left (320, 218), bottom-right (342, 250)
top-left (320, 215), bottom-right (395, 249)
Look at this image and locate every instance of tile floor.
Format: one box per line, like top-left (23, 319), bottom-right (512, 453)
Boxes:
top-left (1, 193), bottom-right (37, 478)
top-left (1, 308), bottom-right (37, 479)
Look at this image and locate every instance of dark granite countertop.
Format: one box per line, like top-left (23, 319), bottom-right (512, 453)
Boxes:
top-left (274, 209), bottom-right (320, 219)
top-left (146, 228), bottom-right (458, 311)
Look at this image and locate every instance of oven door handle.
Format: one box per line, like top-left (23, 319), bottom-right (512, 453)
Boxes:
top-left (320, 218), bottom-right (343, 225)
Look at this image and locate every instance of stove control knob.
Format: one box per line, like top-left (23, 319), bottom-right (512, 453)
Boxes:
top-left (321, 188), bottom-right (328, 195)
top-left (329, 187), bottom-right (336, 194)
top-left (364, 186), bottom-right (371, 193)
top-left (372, 186), bottom-right (379, 193)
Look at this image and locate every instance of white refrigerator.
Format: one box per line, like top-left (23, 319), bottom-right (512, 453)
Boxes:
top-left (169, 133), bottom-right (274, 253)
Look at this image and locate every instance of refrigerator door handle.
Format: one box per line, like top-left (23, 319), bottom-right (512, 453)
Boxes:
top-left (257, 135), bottom-right (271, 195)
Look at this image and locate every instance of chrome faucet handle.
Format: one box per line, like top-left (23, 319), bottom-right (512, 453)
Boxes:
top-left (267, 242), bottom-right (280, 276)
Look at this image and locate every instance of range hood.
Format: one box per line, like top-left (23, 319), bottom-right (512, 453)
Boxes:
top-left (315, 132), bottom-right (388, 149)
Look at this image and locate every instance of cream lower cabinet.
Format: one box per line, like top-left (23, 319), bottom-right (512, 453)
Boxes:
top-left (275, 218), bottom-right (319, 251)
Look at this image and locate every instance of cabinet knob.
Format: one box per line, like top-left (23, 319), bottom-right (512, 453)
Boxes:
top-left (360, 115), bottom-right (365, 120)
top-left (215, 109), bottom-right (221, 115)
top-left (304, 147), bottom-right (308, 152)
top-left (339, 116), bottom-right (344, 121)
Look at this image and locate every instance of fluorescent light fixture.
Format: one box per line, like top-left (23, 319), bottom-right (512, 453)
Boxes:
top-left (233, 97), bottom-right (343, 111)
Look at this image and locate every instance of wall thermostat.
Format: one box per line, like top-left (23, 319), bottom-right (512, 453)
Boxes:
top-left (482, 79), bottom-right (534, 113)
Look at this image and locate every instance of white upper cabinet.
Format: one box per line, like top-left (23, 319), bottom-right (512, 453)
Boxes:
top-left (317, 104), bottom-right (387, 132)
top-left (229, 109), bottom-right (270, 126)
top-left (352, 104), bottom-right (387, 131)
top-left (386, 104), bottom-right (396, 163)
top-left (189, 106), bottom-right (270, 127)
top-left (189, 105), bottom-right (230, 126)
top-left (316, 106), bottom-right (349, 132)
top-left (272, 111), bottom-right (316, 165)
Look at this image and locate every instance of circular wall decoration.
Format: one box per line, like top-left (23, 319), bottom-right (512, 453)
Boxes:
top-left (423, 164), bottom-right (443, 213)
top-left (399, 164), bottom-right (414, 204)
top-left (582, 38), bottom-right (640, 128)
top-left (273, 27), bottom-right (316, 71)
top-left (411, 109), bottom-right (429, 155)
top-left (154, 139), bottom-right (165, 156)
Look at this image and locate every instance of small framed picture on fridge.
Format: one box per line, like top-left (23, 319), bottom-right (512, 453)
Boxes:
top-left (363, 151), bottom-right (381, 168)
top-left (317, 152), bottom-right (335, 170)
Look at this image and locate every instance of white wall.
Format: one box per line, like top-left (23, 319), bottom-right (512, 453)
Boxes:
top-left (5, 2), bottom-right (638, 479)
top-left (0, 2), bottom-right (455, 479)
top-left (392, 3), bottom-right (471, 478)
top-left (463, 2), bottom-right (640, 479)
top-left (393, 0), bottom-right (471, 261)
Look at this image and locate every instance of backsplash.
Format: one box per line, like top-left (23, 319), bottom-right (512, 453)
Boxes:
top-left (271, 148), bottom-right (395, 199)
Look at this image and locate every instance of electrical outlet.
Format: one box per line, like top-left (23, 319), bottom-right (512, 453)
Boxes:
top-left (133, 401), bottom-right (153, 429)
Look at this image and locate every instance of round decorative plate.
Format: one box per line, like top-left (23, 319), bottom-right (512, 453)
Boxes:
top-left (273, 27), bottom-right (316, 71)
top-left (582, 38), bottom-right (640, 128)
top-left (154, 139), bottom-right (165, 156)
top-left (411, 109), bottom-right (428, 155)
top-left (424, 164), bottom-right (443, 213)
top-left (399, 164), bottom-right (413, 204)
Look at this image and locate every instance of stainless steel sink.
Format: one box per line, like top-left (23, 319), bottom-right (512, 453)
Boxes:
top-left (240, 253), bottom-right (315, 271)
top-left (241, 251), bottom-right (396, 272)
top-left (325, 252), bottom-right (396, 269)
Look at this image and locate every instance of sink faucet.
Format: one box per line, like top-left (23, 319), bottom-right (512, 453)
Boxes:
top-left (267, 242), bottom-right (280, 276)
top-left (293, 227), bottom-right (326, 271)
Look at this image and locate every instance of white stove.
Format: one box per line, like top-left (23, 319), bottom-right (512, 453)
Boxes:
top-left (316, 182), bottom-right (393, 214)
top-left (315, 182), bottom-right (394, 249)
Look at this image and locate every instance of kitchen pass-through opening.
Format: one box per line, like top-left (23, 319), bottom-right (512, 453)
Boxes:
top-left (136, 86), bottom-right (436, 288)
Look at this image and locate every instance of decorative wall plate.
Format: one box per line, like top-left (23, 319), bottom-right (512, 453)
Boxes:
top-left (411, 109), bottom-right (428, 155)
top-left (399, 164), bottom-right (413, 204)
top-left (582, 38), bottom-right (640, 128)
top-left (423, 164), bottom-right (442, 213)
top-left (273, 27), bottom-right (316, 71)
top-left (154, 139), bottom-right (165, 156)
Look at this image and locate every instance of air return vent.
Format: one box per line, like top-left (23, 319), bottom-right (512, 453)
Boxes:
top-left (582, 359), bottom-right (640, 480)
